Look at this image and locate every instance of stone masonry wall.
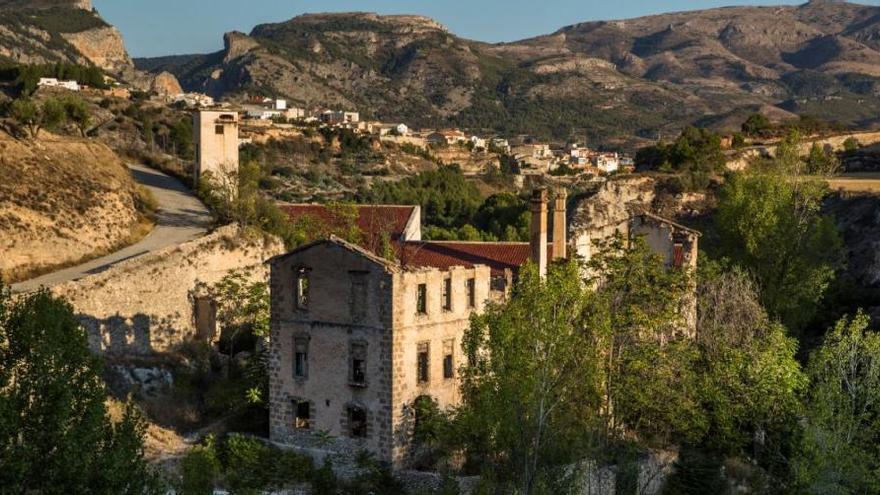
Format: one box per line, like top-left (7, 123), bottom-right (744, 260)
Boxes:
top-left (53, 225), bottom-right (284, 355)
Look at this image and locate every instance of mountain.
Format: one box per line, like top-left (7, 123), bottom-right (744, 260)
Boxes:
top-left (137, 3), bottom-right (880, 147)
top-left (0, 0), bottom-right (171, 90)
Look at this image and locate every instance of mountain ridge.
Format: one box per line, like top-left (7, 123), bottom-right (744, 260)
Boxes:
top-left (128, 3), bottom-right (880, 146)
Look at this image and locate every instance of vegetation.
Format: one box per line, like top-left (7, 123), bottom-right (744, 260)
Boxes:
top-left (178, 433), bottom-right (402, 494)
top-left (447, 239), bottom-right (808, 493)
top-left (0, 287), bottom-right (161, 493)
top-left (0, 62), bottom-right (107, 96)
top-left (363, 166), bottom-right (531, 241)
top-left (635, 126), bottom-right (725, 190)
top-left (5, 95), bottom-right (91, 138)
top-left (715, 132), bottom-right (844, 333)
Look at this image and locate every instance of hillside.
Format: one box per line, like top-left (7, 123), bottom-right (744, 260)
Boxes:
top-left (136, 2), bottom-right (880, 147)
top-left (0, 134), bottom-right (144, 282)
top-left (0, 0), bottom-right (171, 90)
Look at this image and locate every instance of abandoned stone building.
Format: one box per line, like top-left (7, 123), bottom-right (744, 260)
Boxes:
top-left (193, 110), bottom-right (239, 186)
top-left (267, 187), bottom-right (699, 467)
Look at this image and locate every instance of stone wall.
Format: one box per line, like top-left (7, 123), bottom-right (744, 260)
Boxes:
top-left (726, 130), bottom-right (880, 171)
top-left (52, 225), bottom-right (284, 355)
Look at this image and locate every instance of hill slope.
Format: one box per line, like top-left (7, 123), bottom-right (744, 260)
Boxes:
top-left (136, 2), bottom-right (880, 147)
top-left (0, 135), bottom-right (143, 282)
top-left (0, 0), bottom-right (169, 89)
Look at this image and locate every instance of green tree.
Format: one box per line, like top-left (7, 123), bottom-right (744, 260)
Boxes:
top-left (805, 142), bottom-right (839, 176)
top-left (742, 113), bottom-right (771, 136)
top-left (0, 287), bottom-right (161, 493)
top-left (9, 98), bottom-right (40, 138)
top-left (794, 312), bottom-right (880, 494)
top-left (63, 95), bottom-right (92, 137)
top-left (716, 154), bottom-right (844, 332)
top-left (694, 267), bottom-right (806, 456)
top-left (842, 137), bottom-right (859, 153)
top-left (583, 237), bottom-right (701, 447)
top-left (458, 260), bottom-right (600, 493)
top-left (41, 97), bottom-right (66, 132)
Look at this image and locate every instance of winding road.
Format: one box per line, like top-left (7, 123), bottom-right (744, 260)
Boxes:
top-left (12, 163), bottom-right (212, 293)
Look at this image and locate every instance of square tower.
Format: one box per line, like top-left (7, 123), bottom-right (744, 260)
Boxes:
top-left (193, 111), bottom-right (239, 186)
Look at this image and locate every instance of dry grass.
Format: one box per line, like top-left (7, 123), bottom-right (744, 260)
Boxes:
top-left (825, 173), bottom-right (880, 193)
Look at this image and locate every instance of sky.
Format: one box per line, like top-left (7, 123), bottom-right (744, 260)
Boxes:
top-left (93, 0), bottom-right (878, 59)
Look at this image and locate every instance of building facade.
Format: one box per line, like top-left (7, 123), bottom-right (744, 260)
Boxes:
top-left (193, 110), bottom-right (239, 186)
top-left (268, 238), bottom-right (491, 465)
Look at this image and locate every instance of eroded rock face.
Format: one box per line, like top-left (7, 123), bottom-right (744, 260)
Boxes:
top-left (62, 25), bottom-right (133, 74)
top-left (150, 71), bottom-right (183, 96)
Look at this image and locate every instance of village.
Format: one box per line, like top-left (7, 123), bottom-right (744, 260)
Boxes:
top-left (5, 1), bottom-right (880, 493)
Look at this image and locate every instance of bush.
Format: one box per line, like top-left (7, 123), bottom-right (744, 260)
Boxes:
top-left (843, 137), bottom-right (859, 153)
top-left (179, 443), bottom-right (221, 495)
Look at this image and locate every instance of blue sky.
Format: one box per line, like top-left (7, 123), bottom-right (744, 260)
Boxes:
top-left (93, 0), bottom-right (877, 58)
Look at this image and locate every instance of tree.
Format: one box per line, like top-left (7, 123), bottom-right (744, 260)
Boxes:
top-left (694, 267), bottom-right (805, 459)
top-left (9, 98), bottom-right (40, 138)
top-left (63, 96), bottom-right (92, 137)
top-left (41, 97), bottom-right (66, 132)
top-left (583, 237), bottom-right (703, 448)
top-left (716, 139), bottom-right (844, 332)
top-left (805, 142), bottom-right (839, 176)
top-left (742, 113), bottom-right (771, 136)
top-left (794, 312), bottom-right (880, 494)
top-left (0, 287), bottom-right (161, 493)
top-left (842, 137), bottom-right (859, 153)
top-left (458, 260), bottom-right (600, 493)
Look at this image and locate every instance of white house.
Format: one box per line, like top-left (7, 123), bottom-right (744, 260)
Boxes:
top-left (38, 78), bottom-right (80, 91)
top-left (470, 136), bottom-right (487, 150)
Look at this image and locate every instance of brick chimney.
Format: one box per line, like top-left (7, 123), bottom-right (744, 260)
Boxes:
top-left (530, 188), bottom-right (548, 278)
top-left (552, 188), bottom-right (567, 260)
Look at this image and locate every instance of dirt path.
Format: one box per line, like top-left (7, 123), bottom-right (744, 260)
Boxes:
top-left (12, 163), bottom-right (212, 293)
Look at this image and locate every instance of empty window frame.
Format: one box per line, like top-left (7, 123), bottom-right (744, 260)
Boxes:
top-left (214, 124), bottom-right (224, 135)
top-left (417, 342), bottom-right (430, 384)
top-left (466, 278), bottom-right (476, 308)
top-left (294, 400), bottom-right (310, 429)
top-left (442, 277), bottom-right (452, 311)
top-left (295, 267), bottom-right (310, 310)
top-left (348, 406), bottom-right (368, 438)
top-left (350, 341), bottom-right (367, 386)
top-left (349, 271), bottom-right (368, 322)
top-left (294, 336), bottom-right (309, 379)
top-left (443, 339), bottom-right (454, 379)
top-left (416, 283), bottom-right (427, 315)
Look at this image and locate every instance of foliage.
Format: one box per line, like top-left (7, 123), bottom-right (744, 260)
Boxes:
top-left (0, 287), bottom-right (161, 493)
top-left (62, 95), bottom-right (92, 136)
top-left (715, 139), bottom-right (844, 332)
top-left (742, 113), bottom-right (772, 136)
top-left (364, 165), bottom-right (483, 229)
top-left (197, 161), bottom-right (303, 248)
top-left (794, 312), bottom-right (880, 494)
top-left (805, 142), bottom-right (839, 175)
top-left (694, 266), bottom-right (806, 463)
top-left (842, 137), bottom-right (859, 153)
top-left (9, 98), bottom-right (40, 138)
top-left (457, 259), bottom-right (598, 492)
top-left (179, 437), bottom-right (221, 495)
top-left (635, 126), bottom-right (724, 189)
top-left (1, 62), bottom-right (107, 96)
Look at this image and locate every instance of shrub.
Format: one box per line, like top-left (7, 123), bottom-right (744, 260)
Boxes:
top-left (179, 442), bottom-right (221, 495)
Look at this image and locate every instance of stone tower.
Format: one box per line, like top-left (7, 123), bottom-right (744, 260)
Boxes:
top-left (530, 188), bottom-right (548, 278)
top-left (193, 111), bottom-right (240, 187)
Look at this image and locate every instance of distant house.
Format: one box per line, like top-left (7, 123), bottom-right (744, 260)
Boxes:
top-left (172, 93), bottom-right (215, 108)
top-left (490, 138), bottom-right (511, 154)
top-left (321, 110), bottom-right (360, 125)
top-left (38, 78), bottom-right (80, 91)
top-left (470, 136), bottom-right (487, 150)
top-left (244, 105), bottom-right (284, 120)
top-left (426, 129), bottom-right (466, 146)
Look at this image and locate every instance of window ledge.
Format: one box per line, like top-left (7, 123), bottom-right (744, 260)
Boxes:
top-left (348, 382), bottom-right (368, 388)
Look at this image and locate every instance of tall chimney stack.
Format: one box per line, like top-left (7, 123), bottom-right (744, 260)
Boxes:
top-left (552, 188), bottom-right (567, 260)
top-left (530, 188), bottom-right (548, 278)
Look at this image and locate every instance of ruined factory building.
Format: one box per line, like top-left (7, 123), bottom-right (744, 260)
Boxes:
top-left (266, 189), bottom-right (700, 468)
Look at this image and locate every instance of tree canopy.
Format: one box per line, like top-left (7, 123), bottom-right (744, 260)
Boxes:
top-left (0, 287), bottom-right (160, 493)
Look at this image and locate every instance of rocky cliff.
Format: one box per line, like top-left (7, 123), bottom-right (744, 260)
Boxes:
top-left (0, 0), bottom-right (179, 91)
top-left (138, 3), bottom-right (880, 147)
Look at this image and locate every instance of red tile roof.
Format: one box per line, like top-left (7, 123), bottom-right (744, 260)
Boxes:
top-left (397, 241), bottom-right (553, 276)
top-left (278, 204), bottom-right (417, 241)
